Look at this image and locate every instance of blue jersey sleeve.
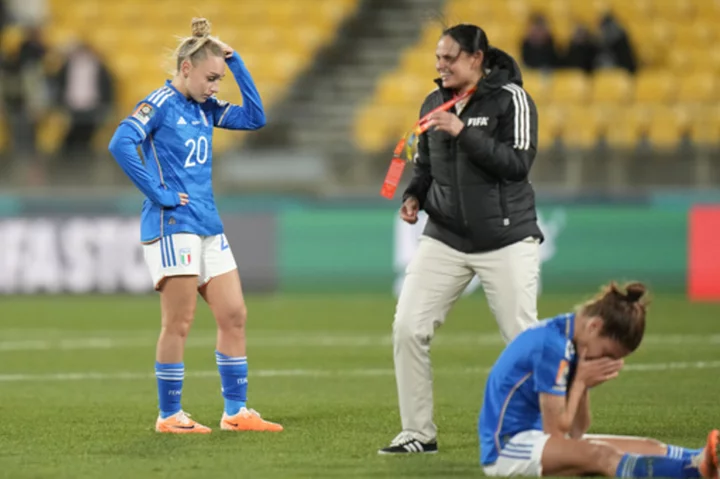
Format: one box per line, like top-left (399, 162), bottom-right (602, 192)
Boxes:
top-left (205, 51), bottom-right (266, 130)
top-left (533, 333), bottom-right (572, 396)
top-left (108, 124), bottom-right (181, 208)
top-left (109, 88), bottom-right (180, 208)
top-left (120, 87), bottom-right (174, 140)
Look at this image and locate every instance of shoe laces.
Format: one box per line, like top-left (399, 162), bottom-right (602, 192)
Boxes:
top-left (240, 407), bottom-right (262, 418)
top-left (175, 411), bottom-right (193, 425)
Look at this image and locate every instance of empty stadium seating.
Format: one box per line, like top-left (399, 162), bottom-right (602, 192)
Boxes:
top-left (35, 0), bottom-right (358, 154)
top-left (354, 0), bottom-right (720, 153)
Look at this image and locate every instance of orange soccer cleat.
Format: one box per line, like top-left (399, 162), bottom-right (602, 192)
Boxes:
top-left (155, 411), bottom-right (212, 434)
top-left (220, 407), bottom-right (283, 432)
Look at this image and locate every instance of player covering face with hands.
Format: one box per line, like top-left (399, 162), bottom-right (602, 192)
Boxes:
top-left (478, 281), bottom-right (719, 478)
top-left (108, 18), bottom-right (282, 434)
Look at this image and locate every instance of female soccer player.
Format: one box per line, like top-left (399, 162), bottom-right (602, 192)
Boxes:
top-left (479, 282), bottom-right (719, 478)
top-left (108, 18), bottom-right (282, 434)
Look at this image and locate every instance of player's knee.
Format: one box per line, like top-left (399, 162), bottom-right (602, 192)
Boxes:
top-left (587, 442), bottom-right (622, 476)
top-left (217, 302), bottom-right (247, 331)
top-left (162, 310), bottom-right (195, 338)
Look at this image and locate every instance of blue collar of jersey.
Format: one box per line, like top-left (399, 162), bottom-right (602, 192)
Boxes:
top-left (164, 79), bottom-right (193, 105)
top-left (565, 312), bottom-right (576, 341)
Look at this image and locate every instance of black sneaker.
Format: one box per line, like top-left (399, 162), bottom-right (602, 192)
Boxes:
top-left (378, 432), bottom-right (438, 455)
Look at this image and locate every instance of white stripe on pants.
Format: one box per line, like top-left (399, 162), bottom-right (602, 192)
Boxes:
top-left (393, 235), bottom-right (540, 442)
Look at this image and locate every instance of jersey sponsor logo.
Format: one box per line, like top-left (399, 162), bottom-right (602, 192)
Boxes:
top-left (177, 116), bottom-right (187, 125)
top-left (132, 102), bottom-right (155, 125)
top-left (179, 248), bottom-right (192, 266)
top-left (554, 359), bottom-right (570, 391)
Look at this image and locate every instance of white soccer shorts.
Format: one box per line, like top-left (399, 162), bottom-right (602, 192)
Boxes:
top-left (143, 233), bottom-right (237, 290)
top-left (483, 430), bottom-right (550, 477)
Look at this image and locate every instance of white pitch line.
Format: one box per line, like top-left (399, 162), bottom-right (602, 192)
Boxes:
top-left (1, 360), bottom-right (720, 383)
top-left (1, 333), bottom-right (720, 352)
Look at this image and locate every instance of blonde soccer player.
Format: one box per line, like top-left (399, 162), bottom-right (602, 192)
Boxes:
top-left (108, 18), bottom-right (282, 434)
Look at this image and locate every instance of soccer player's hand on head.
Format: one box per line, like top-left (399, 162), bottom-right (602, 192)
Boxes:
top-left (575, 347), bottom-right (624, 388)
top-left (216, 40), bottom-right (234, 59)
top-left (400, 197), bottom-right (420, 224)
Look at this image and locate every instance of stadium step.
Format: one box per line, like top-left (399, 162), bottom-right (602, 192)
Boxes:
top-left (242, 0), bottom-right (447, 190)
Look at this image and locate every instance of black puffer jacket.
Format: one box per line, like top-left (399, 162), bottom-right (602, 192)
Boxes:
top-left (403, 47), bottom-right (543, 253)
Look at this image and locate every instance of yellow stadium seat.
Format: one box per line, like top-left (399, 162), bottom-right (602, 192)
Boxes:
top-left (0, 118), bottom-right (9, 153)
top-left (482, 23), bottom-right (522, 51)
top-left (609, 0), bottom-right (654, 25)
top-left (633, 71), bottom-right (676, 104)
top-left (400, 49), bottom-right (437, 80)
top-left (569, 0), bottom-right (608, 25)
top-left (540, 105), bottom-right (565, 141)
top-left (556, 105), bottom-right (601, 149)
top-left (605, 105), bottom-right (651, 149)
top-left (652, 0), bottom-right (696, 20)
top-left (547, 18), bottom-right (574, 49)
top-left (673, 23), bottom-right (714, 49)
top-left (667, 50), bottom-right (691, 72)
top-left (693, 0), bottom-right (720, 20)
top-left (36, 111), bottom-right (69, 155)
top-left (646, 106), bottom-right (689, 150)
top-left (354, 105), bottom-right (402, 153)
top-left (376, 75), bottom-right (411, 108)
top-left (708, 49), bottom-right (720, 74)
top-left (677, 73), bottom-right (718, 105)
top-left (548, 71), bottom-right (590, 105)
top-left (592, 105), bottom-right (622, 138)
top-left (522, 0), bottom-right (559, 17)
top-left (445, 0), bottom-right (489, 20)
top-left (628, 21), bottom-right (673, 68)
top-left (591, 69), bottom-right (633, 105)
top-left (537, 116), bottom-right (557, 148)
top-left (688, 107), bottom-right (720, 146)
top-left (521, 72), bottom-right (550, 107)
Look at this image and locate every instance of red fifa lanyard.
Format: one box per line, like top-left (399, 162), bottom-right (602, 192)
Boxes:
top-left (380, 87), bottom-right (476, 199)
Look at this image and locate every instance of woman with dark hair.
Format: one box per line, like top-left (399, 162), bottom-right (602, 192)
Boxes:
top-left (479, 281), bottom-right (718, 479)
top-left (381, 23), bottom-right (543, 455)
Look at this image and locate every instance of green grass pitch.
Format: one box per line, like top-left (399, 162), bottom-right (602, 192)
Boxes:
top-left (0, 293), bottom-right (718, 478)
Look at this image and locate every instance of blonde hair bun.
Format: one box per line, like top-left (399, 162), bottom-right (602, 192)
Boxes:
top-left (191, 18), bottom-right (211, 38)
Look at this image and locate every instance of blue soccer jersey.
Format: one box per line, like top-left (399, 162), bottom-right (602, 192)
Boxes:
top-left (478, 313), bottom-right (577, 465)
top-left (109, 51), bottom-right (265, 243)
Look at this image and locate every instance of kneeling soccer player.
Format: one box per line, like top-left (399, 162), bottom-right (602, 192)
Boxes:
top-left (478, 281), bottom-right (719, 478)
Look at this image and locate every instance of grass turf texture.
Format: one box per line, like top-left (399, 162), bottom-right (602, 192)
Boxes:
top-left (0, 293), bottom-right (718, 478)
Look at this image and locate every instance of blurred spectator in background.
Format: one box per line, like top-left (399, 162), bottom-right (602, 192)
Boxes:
top-left (0, 24), bottom-right (50, 181)
top-left (521, 13), bottom-right (558, 71)
top-left (0, 1), bottom-right (8, 49)
top-left (5, 0), bottom-right (47, 26)
top-left (53, 41), bottom-right (114, 163)
top-left (595, 12), bottom-right (637, 74)
top-left (560, 24), bottom-right (599, 74)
